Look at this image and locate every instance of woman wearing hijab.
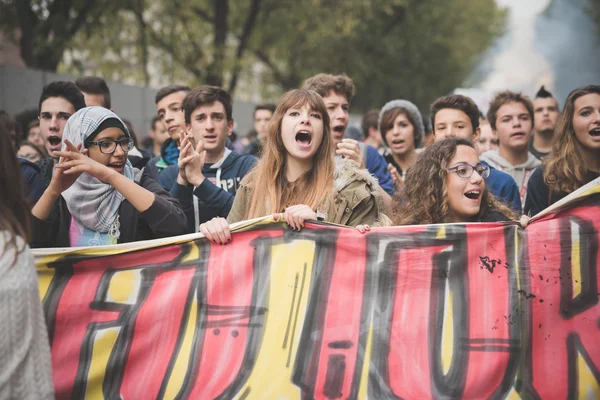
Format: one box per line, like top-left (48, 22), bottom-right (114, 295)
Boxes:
top-left (31, 107), bottom-right (187, 248)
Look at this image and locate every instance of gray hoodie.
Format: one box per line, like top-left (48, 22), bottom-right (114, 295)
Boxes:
top-left (481, 149), bottom-right (541, 207)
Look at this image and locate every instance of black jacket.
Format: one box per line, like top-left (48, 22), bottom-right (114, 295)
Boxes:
top-left (524, 165), bottom-right (600, 216)
top-left (31, 171), bottom-right (187, 248)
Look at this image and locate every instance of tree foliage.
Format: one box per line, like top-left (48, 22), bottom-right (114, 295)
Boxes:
top-left (1, 0), bottom-right (506, 111)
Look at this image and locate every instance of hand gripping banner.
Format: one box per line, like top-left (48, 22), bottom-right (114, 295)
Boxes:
top-left (34, 181), bottom-right (600, 399)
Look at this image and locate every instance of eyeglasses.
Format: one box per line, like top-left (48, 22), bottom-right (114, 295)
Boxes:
top-left (87, 138), bottom-right (134, 154)
top-left (447, 163), bottom-right (490, 179)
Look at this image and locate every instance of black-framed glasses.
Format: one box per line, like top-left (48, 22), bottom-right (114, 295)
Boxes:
top-left (86, 138), bottom-right (134, 154)
top-left (447, 163), bottom-right (490, 179)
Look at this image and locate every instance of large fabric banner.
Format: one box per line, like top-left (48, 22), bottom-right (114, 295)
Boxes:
top-left (34, 185), bottom-right (600, 399)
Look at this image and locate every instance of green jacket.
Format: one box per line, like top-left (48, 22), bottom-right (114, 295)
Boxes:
top-left (227, 157), bottom-right (390, 227)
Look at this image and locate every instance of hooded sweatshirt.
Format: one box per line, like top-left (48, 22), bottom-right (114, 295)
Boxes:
top-left (145, 138), bottom-right (180, 186)
top-left (166, 149), bottom-right (257, 232)
top-left (480, 149), bottom-right (541, 207)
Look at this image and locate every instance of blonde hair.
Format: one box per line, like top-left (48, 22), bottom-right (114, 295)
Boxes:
top-left (544, 85), bottom-right (600, 193)
top-left (244, 89), bottom-right (336, 219)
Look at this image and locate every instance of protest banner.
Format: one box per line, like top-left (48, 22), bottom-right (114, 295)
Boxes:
top-left (34, 185), bottom-right (600, 399)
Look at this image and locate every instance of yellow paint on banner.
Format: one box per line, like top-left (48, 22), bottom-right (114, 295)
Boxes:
top-left (233, 240), bottom-right (316, 400)
top-left (571, 221), bottom-right (583, 299)
top-left (107, 270), bottom-right (138, 304)
top-left (577, 352), bottom-right (600, 399)
top-left (84, 327), bottom-right (120, 400)
top-left (506, 386), bottom-right (522, 399)
top-left (441, 291), bottom-right (454, 375)
top-left (164, 295), bottom-right (199, 399)
top-left (38, 266), bottom-right (56, 301)
top-left (436, 226), bottom-right (446, 239)
top-left (36, 253), bottom-right (68, 300)
top-left (183, 242), bottom-right (200, 263)
top-left (358, 324), bottom-right (374, 399)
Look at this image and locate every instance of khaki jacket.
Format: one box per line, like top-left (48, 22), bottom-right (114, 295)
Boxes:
top-left (227, 157), bottom-right (390, 227)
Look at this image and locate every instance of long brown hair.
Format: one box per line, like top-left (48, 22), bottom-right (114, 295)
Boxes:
top-left (244, 89), bottom-right (336, 219)
top-left (392, 138), bottom-right (516, 225)
top-left (544, 85), bottom-right (600, 193)
top-left (0, 122), bottom-right (31, 266)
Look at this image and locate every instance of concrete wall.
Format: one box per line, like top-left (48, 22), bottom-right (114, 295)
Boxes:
top-left (0, 65), bottom-right (257, 139)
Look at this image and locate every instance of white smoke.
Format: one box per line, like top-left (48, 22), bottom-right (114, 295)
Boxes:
top-left (473, 0), bottom-right (600, 104)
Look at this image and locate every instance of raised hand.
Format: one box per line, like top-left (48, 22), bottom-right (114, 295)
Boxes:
top-left (177, 134), bottom-right (206, 187)
top-left (54, 140), bottom-right (117, 184)
top-left (184, 138), bottom-right (206, 187)
top-left (48, 141), bottom-right (87, 195)
top-left (336, 138), bottom-right (364, 168)
top-left (387, 163), bottom-right (403, 188)
top-left (280, 204), bottom-right (317, 231)
top-left (177, 134), bottom-right (191, 184)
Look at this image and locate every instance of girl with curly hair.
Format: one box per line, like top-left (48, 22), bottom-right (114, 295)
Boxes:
top-left (385, 137), bottom-right (516, 227)
top-left (525, 85), bottom-right (600, 216)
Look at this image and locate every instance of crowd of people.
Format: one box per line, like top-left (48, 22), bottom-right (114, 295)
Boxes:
top-left (1, 71), bottom-right (599, 395)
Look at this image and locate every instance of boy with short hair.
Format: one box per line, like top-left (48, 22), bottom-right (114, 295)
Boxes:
top-left (302, 73), bottom-right (395, 197)
top-left (361, 109), bottom-right (384, 153)
top-left (530, 85), bottom-right (560, 159)
top-left (146, 85), bottom-right (191, 183)
top-left (148, 115), bottom-right (169, 157)
top-left (165, 86), bottom-right (257, 232)
top-left (430, 94), bottom-right (522, 212)
top-left (75, 76), bottom-right (111, 109)
top-left (36, 81), bottom-right (86, 186)
top-left (245, 103), bottom-right (276, 156)
top-left (481, 91), bottom-right (541, 206)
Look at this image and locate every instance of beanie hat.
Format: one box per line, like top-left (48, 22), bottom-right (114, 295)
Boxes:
top-left (378, 99), bottom-right (424, 148)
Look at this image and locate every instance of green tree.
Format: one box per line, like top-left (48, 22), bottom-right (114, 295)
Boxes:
top-left (0, 0), bottom-right (117, 71)
top-left (251, 0), bottom-right (507, 111)
top-left (22, 0), bottom-right (506, 111)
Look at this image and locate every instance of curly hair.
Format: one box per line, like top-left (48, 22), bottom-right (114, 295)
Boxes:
top-left (544, 85), bottom-right (600, 193)
top-left (392, 138), bottom-right (516, 225)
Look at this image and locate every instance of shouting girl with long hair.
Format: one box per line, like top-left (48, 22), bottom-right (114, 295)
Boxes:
top-left (525, 85), bottom-right (600, 215)
top-left (200, 89), bottom-right (388, 243)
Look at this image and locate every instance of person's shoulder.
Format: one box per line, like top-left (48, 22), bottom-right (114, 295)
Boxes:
top-left (480, 149), bottom-right (498, 162)
top-left (528, 164), bottom-right (546, 185)
top-left (488, 166), bottom-right (514, 183)
top-left (35, 157), bottom-right (53, 169)
top-left (228, 151), bottom-right (257, 165)
top-left (19, 157), bottom-right (41, 172)
top-left (238, 168), bottom-right (257, 188)
top-left (334, 158), bottom-right (377, 199)
top-left (146, 155), bottom-right (160, 168)
top-left (365, 143), bottom-right (386, 162)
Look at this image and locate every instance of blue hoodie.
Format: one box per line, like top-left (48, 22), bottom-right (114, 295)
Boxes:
top-left (363, 144), bottom-right (395, 195)
top-left (481, 161), bottom-right (522, 213)
top-left (163, 149), bottom-right (257, 232)
top-left (145, 138), bottom-right (179, 187)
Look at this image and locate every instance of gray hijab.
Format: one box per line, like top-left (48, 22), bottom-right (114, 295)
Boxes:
top-left (61, 106), bottom-right (134, 234)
